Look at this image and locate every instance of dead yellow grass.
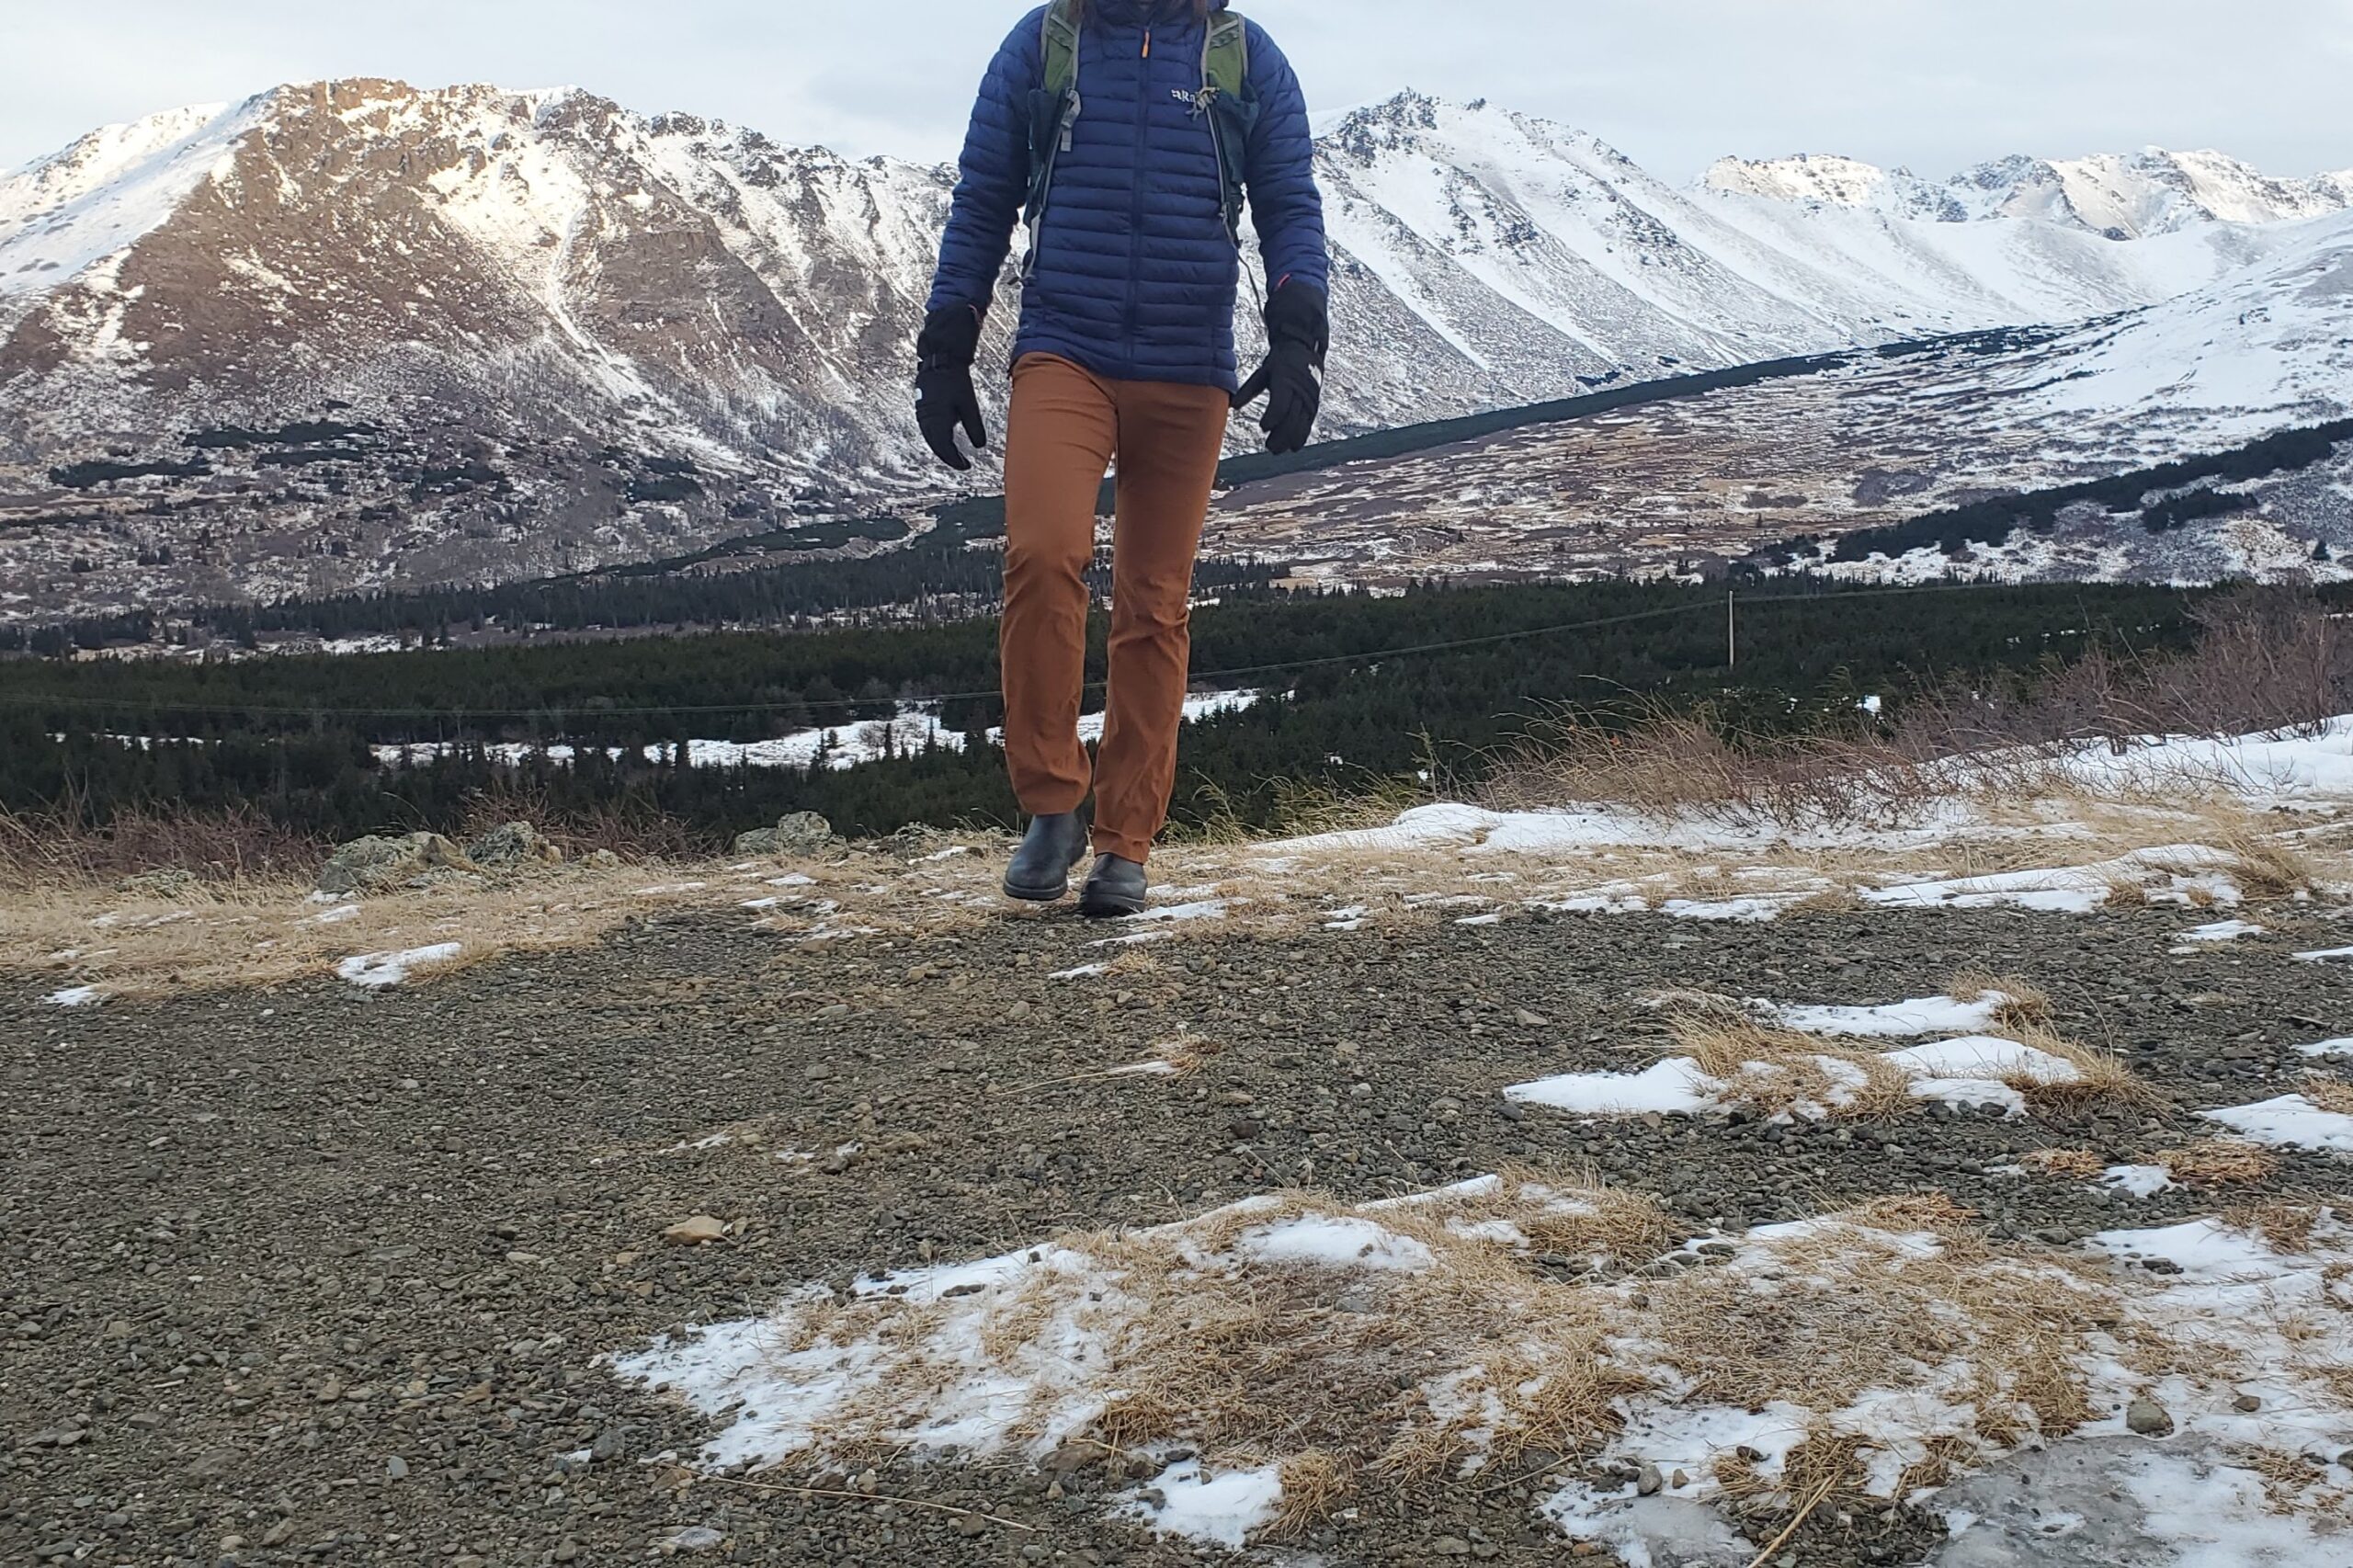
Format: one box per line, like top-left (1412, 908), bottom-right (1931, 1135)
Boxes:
top-left (2302, 1076), bottom-right (2353, 1118)
top-left (0, 853), bottom-right (861, 1001)
top-left (1665, 1009), bottom-right (1913, 1121)
top-left (1947, 971), bottom-right (2054, 1032)
top-left (2157, 1138), bottom-right (2280, 1186)
top-left (741, 1184), bottom-right (2342, 1539)
top-left (2002, 1023), bottom-right (2157, 1114)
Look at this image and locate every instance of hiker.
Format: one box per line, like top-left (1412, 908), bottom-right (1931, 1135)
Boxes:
top-left (916, 0), bottom-right (1329, 916)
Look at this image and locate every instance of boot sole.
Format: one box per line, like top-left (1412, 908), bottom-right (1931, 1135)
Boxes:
top-left (1079, 888), bottom-right (1148, 920)
top-left (1002, 877), bottom-right (1073, 903)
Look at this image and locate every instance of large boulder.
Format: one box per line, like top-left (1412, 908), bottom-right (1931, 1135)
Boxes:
top-left (733, 812), bottom-right (838, 858)
top-left (465, 822), bottom-right (564, 871)
top-left (316, 833), bottom-right (478, 896)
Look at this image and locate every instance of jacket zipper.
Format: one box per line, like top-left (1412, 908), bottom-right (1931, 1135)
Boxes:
top-left (1121, 25), bottom-right (1153, 366)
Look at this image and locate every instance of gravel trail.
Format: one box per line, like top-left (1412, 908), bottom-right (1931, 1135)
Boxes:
top-left (7, 901), bottom-right (2351, 1566)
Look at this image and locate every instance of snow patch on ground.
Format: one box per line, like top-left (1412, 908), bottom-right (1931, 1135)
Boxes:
top-left (2200, 1094), bottom-right (2353, 1153)
top-left (1506, 1033), bottom-right (2080, 1122)
top-left (44, 984), bottom-right (101, 1006)
top-left (335, 942), bottom-right (463, 989)
top-left (1766, 992), bottom-right (2015, 1039)
top-left (612, 1192), bottom-right (2353, 1555)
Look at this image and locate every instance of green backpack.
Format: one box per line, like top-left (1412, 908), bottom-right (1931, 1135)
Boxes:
top-left (1021, 0), bottom-right (1260, 274)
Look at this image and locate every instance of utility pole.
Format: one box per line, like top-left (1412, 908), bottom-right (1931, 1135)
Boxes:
top-left (1726, 589), bottom-right (1737, 671)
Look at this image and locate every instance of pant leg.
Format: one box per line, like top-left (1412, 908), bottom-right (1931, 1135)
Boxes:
top-left (1094, 378), bottom-right (1232, 864)
top-left (1001, 354), bottom-right (1120, 816)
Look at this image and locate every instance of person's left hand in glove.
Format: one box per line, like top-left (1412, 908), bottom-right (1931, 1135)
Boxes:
top-left (1233, 279), bottom-right (1328, 455)
top-left (915, 303), bottom-right (988, 472)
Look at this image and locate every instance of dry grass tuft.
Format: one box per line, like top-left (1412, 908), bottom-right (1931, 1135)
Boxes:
top-left (2221, 1201), bottom-right (2328, 1254)
top-left (1665, 1010), bottom-right (1913, 1121)
top-left (1646, 1206), bottom-right (2110, 1461)
top-left (2001, 1024), bottom-right (2157, 1114)
top-left (1269, 1450), bottom-right (1357, 1537)
top-left (2300, 1076), bottom-right (2353, 1118)
top-left (2156, 1138), bottom-right (2280, 1187)
top-left (2202, 812), bottom-right (2324, 900)
top-left (1948, 971), bottom-right (2055, 1032)
top-left (2019, 1148), bottom-right (2109, 1181)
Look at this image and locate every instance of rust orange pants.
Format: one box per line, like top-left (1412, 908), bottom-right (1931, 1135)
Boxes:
top-left (1001, 353), bottom-right (1230, 864)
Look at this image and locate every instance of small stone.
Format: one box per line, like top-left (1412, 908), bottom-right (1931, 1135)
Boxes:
top-left (1433, 1537), bottom-right (1472, 1557)
top-left (2234, 1393), bottom-right (2262, 1413)
top-left (663, 1216), bottom-right (728, 1246)
top-left (654, 1524), bottom-right (725, 1553)
top-left (955, 1515), bottom-right (988, 1538)
top-left (805, 1062), bottom-right (835, 1080)
top-left (384, 1455), bottom-right (407, 1481)
top-left (1516, 1008), bottom-right (1552, 1028)
top-left (1671, 1469), bottom-right (1689, 1489)
top-left (184, 1447), bottom-right (239, 1480)
top-left (2127, 1397), bottom-right (2175, 1437)
top-left (1637, 1463), bottom-right (1663, 1496)
top-left (552, 1543), bottom-right (581, 1563)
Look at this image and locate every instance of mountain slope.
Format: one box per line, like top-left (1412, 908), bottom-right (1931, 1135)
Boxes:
top-left (0, 82), bottom-right (2347, 622)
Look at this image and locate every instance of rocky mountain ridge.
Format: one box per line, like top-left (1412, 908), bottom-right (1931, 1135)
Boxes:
top-left (2, 80), bottom-right (2347, 623)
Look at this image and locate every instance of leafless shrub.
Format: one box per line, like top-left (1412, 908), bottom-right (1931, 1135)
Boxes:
top-left (1478, 588), bottom-right (2353, 823)
top-left (0, 798), bottom-right (324, 891)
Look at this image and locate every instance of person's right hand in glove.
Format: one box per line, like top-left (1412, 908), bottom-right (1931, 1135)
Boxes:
top-left (915, 303), bottom-right (987, 472)
top-left (1233, 279), bottom-right (1328, 455)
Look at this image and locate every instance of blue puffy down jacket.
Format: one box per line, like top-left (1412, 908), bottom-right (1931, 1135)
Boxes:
top-left (926, 0), bottom-right (1329, 392)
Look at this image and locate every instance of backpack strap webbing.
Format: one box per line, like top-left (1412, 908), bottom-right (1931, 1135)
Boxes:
top-left (1023, 0), bottom-right (1085, 278)
top-left (1202, 9), bottom-right (1257, 248)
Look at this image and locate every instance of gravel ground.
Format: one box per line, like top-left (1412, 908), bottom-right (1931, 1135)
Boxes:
top-left (7, 898), bottom-right (2353, 1566)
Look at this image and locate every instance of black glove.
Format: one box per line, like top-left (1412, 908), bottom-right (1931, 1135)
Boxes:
top-left (915, 304), bottom-right (987, 472)
top-left (1233, 281), bottom-right (1327, 455)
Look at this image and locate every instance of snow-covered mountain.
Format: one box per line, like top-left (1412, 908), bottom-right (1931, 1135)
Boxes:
top-left (1, 80), bottom-right (2347, 621)
top-left (1708, 146), bottom-right (2353, 236)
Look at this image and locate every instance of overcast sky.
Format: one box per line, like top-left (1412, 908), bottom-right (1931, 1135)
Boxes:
top-left (6, 1), bottom-right (2351, 182)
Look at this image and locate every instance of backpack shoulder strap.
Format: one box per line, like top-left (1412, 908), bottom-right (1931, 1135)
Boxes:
top-left (1202, 8), bottom-right (1249, 103)
top-left (1040, 0), bottom-right (1082, 105)
top-left (1023, 0), bottom-right (1086, 277)
top-left (1200, 10), bottom-right (1256, 248)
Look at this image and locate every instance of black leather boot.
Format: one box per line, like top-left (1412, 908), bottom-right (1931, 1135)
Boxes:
top-left (1079, 854), bottom-right (1148, 919)
top-left (1003, 812), bottom-right (1092, 902)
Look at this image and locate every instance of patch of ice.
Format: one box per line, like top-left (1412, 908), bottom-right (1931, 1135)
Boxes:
top-left (1116, 1459), bottom-right (1282, 1550)
top-left (2100, 1164), bottom-right (2177, 1199)
top-left (1051, 962), bottom-right (1109, 981)
top-left (45, 985), bottom-right (101, 1006)
top-left (1509, 1034), bottom-right (2079, 1123)
top-left (1125, 899), bottom-right (1231, 925)
top-left (2177, 919), bottom-right (2266, 944)
top-left (2293, 945), bottom-right (2353, 964)
top-left (2294, 1037), bottom-right (2353, 1058)
top-left (304, 903), bottom-right (363, 926)
top-left (1768, 993), bottom-right (2011, 1039)
top-left (1232, 1215), bottom-right (1435, 1273)
top-left (1505, 1058), bottom-right (1718, 1117)
top-left (1881, 1036), bottom-right (2082, 1115)
top-left (335, 943), bottom-right (462, 989)
top-left (1544, 1483), bottom-right (1756, 1566)
top-left (1865, 846), bottom-right (2240, 915)
top-left (2199, 1093), bottom-right (2353, 1153)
